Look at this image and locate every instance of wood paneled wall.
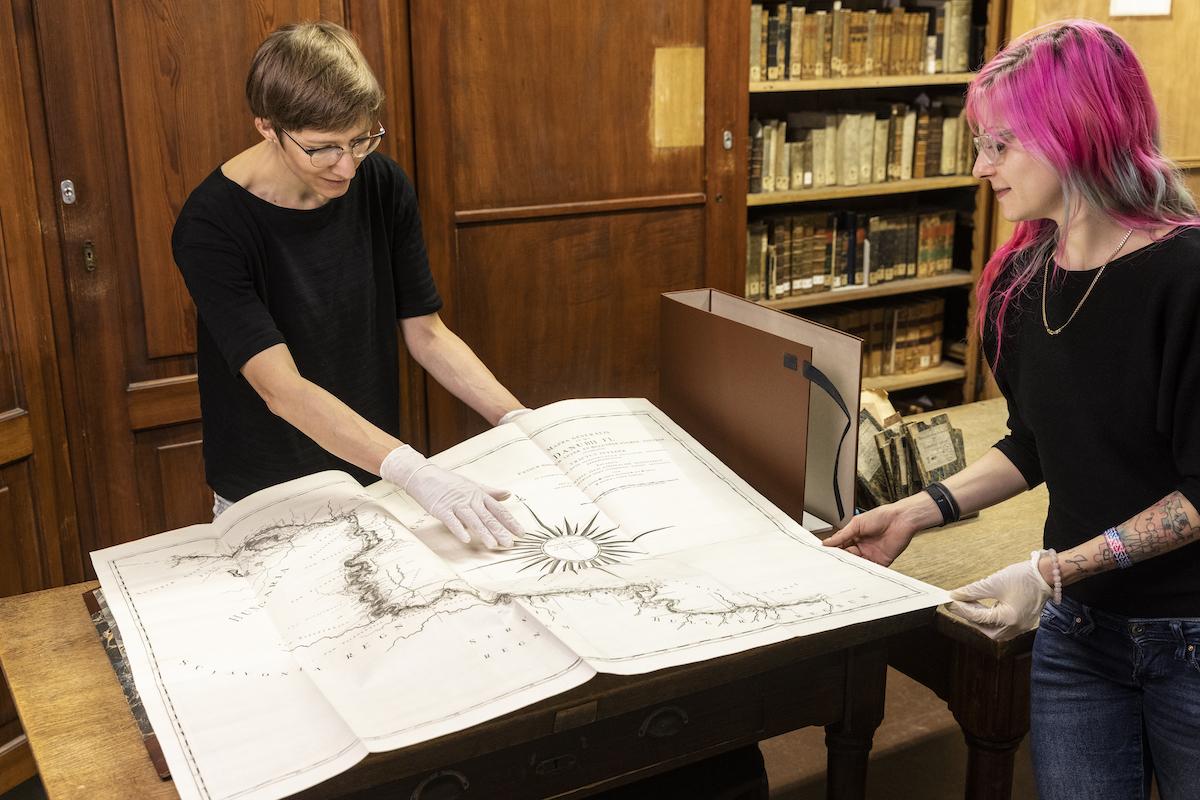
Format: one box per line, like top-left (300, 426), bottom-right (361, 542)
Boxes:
top-left (1008, 1), bottom-right (1199, 162)
top-left (0, 0), bottom-right (80, 593)
top-left (1, 0), bottom-right (746, 563)
top-left (0, 0), bottom-right (421, 761)
top-left (12, 1), bottom-right (422, 557)
top-left (411, 0), bottom-right (740, 451)
top-left (0, 0), bottom-right (81, 764)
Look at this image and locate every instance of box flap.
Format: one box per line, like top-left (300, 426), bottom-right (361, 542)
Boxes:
top-left (661, 289), bottom-right (861, 529)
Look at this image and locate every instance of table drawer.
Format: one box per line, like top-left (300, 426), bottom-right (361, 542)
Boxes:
top-left (375, 675), bottom-right (769, 799)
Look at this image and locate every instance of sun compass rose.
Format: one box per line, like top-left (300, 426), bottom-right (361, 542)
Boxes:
top-left (505, 506), bottom-right (643, 578)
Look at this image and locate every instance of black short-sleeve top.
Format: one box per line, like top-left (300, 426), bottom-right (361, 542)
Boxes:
top-left (172, 153), bottom-right (442, 501)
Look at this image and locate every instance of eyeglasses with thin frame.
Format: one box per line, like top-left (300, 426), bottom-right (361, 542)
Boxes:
top-left (972, 130), bottom-right (1011, 166)
top-left (280, 125), bottom-right (386, 168)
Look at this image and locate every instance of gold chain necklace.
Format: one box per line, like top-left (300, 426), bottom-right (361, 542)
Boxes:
top-left (1041, 228), bottom-right (1134, 336)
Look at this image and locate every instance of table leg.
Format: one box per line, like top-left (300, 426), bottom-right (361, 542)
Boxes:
top-left (824, 642), bottom-right (887, 800)
top-left (948, 643), bottom-right (1031, 800)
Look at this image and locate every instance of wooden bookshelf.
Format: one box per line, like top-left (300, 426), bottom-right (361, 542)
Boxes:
top-left (751, 72), bottom-right (975, 93)
top-left (741, 0), bottom-right (1005, 406)
top-left (760, 271), bottom-right (974, 312)
top-left (748, 176), bottom-right (979, 206)
top-left (862, 362), bottom-right (967, 393)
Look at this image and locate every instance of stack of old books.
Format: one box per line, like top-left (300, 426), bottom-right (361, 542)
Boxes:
top-left (855, 390), bottom-right (966, 508)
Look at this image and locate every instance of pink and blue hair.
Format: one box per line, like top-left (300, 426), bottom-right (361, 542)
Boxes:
top-left (966, 20), bottom-right (1198, 361)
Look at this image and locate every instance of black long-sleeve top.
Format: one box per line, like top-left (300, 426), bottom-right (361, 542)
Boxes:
top-left (986, 227), bottom-right (1200, 617)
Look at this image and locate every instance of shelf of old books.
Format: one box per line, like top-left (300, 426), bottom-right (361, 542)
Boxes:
top-left (760, 269), bottom-right (973, 311)
top-left (750, 71), bottom-right (975, 93)
top-left (862, 361), bottom-right (966, 392)
top-left (746, 0), bottom-right (995, 406)
top-left (748, 175), bottom-right (977, 206)
top-left (748, 2), bottom-right (979, 85)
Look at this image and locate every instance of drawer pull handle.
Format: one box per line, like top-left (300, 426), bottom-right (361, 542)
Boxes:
top-left (534, 753), bottom-right (578, 776)
top-left (411, 769), bottom-right (469, 800)
top-left (639, 705), bottom-right (689, 738)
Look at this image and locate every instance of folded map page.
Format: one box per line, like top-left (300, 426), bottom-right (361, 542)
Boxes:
top-left (92, 398), bottom-right (948, 800)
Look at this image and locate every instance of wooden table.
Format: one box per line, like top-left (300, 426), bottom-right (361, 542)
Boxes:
top-left (0, 579), bottom-right (933, 799)
top-left (886, 397), bottom-right (1045, 800)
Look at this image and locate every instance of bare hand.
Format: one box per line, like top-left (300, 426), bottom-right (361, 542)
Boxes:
top-left (822, 503), bottom-right (919, 566)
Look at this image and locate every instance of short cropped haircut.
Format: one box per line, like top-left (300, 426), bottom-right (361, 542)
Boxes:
top-left (246, 20), bottom-right (383, 133)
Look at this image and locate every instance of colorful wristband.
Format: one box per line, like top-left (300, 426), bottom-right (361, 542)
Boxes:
top-left (1104, 527), bottom-right (1133, 569)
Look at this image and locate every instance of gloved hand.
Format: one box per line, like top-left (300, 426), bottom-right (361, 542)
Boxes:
top-left (497, 407), bottom-right (533, 426)
top-left (948, 550), bottom-right (1052, 640)
top-left (380, 445), bottom-right (523, 548)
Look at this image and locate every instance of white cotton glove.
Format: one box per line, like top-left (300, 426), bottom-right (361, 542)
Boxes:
top-left (380, 445), bottom-right (523, 548)
top-left (947, 550), bottom-right (1052, 641)
top-left (497, 407), bottom-right (533, 426)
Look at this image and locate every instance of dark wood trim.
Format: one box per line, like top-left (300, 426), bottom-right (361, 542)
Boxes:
top-left (126, 376), bottom-right (201, 431)
top-left (705, 0), bottom-right (747, 295)
top-left (964, 182), bottom-right (993, 402)
top-left (0, 735), bottom-right (35, 797)
top-left (348, 0), bottom-right (416, 178)
top-left (399, 354), bottom-right (429, 455)
top-left (454, 193), bottom-right (707, 225)
top-left (987, 0), bottom-right (1009, 56)
top-left (966, 0), bottom-right (1006, 403)
top-left (409, 1), bottom-right (459, 450)
top-left (410, 1), bottom-right (455, 318)
top-left (23, 0), bottom-right (138, 560)
top-left (0, 412), bottom-right (31, 466)
top-left (7, 0), bottom-right (84, 585)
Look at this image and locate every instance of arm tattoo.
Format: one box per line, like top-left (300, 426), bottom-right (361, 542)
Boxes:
top-left (1064, 553), bottom-right (1089, 574)
top-left (1161, 495), bottom-right (1192, 539)
top-left (1114, 491), bottom-right (1200, 565)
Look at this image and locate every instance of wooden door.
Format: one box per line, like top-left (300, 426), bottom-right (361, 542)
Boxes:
top-left (410, 0), bottom-right (744, 451)
top-left (29, 1), bottom-right (418, 555)
top-left (0, 0), bottom-right (83, 765)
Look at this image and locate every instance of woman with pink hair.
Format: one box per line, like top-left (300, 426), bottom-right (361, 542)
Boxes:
top-left (825, 20), bottom-right (1200, 797)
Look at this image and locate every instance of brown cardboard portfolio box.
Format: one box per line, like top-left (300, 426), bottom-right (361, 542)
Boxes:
top-left (659, 289), bottom-right (862, 530)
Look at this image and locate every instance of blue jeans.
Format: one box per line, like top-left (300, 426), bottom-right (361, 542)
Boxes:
top-left (1030, 596), bottom-right (1200, 800)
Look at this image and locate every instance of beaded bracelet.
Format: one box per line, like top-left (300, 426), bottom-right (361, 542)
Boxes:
top-left (1044, 548), bottom-right (1062, 605)
top-left (1104, 527), bottom-right (1134, 569)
